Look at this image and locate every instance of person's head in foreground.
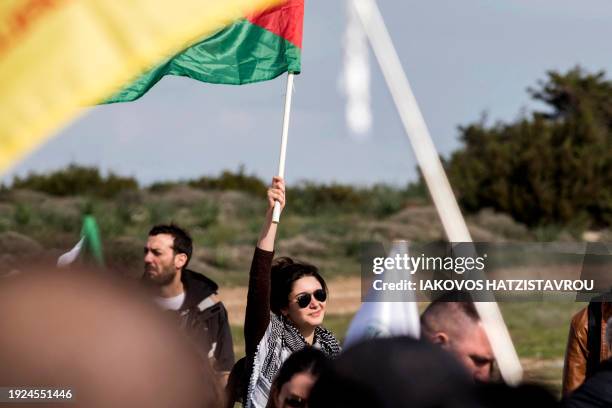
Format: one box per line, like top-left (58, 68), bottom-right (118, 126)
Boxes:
top-left (309, 336), bottom-right (477, 408)
top-left (420, 292), bottom-right (495, 382)
top-left (267, 347), bottom-right (330, 408)
top-left (271, 257), bottom-right (329, 337)
top-left (0, 268), bottom-right (221, 407)
top-left (143, 223), bottom-right (192, 287)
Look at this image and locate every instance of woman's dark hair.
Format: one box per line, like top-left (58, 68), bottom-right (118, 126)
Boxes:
top-left (266, 348), bottom-right (331, 408)
top-left (270, 257), bottom-right (328, 315)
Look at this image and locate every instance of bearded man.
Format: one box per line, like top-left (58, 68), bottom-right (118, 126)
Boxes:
top-left (143, 224), bottom-right (234, 384)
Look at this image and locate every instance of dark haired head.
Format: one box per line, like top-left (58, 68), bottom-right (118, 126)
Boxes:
top-left (309, 337), bottom-right (475, 408)
top-left (275, 347), bottom-right (330, 393)
top-left (270, 257), bottom-right (327, 315)
top-left (148, 224), bottom-right (193, 269)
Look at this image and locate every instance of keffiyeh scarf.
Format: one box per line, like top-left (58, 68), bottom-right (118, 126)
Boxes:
top-left (246, 313), bottom-right (341, 408)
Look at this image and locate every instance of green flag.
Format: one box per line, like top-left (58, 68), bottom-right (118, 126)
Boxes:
top-left (57, 215), bottom-right (104, 267)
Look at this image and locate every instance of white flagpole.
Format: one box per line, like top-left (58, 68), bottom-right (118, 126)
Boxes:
top-left (342, 0), bottom-right (372, 137)
top-left (272, 72), bottom-right (295, 224)
top-left (352, 0), bottom-right (523, 385)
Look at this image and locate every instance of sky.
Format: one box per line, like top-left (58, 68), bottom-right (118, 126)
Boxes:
top-left (6, 0), bottom-right (612, 187)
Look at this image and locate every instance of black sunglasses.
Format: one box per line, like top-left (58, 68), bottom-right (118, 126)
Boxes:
top-left (295, 289), bottom-right (327, 308)
top-left (284, 396), bottom-right (306, 408)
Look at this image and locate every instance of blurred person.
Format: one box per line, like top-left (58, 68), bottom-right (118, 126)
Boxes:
top-left (562, 301), bottom-right (612, 395)
top-left (0, 268), bottom-right (222, 407)
top-left (143, 224), bottom-right (234, 384)
top-left (266, 347), bottom-right (330, 408)
top-left (562, 316), bottom-right (612, 407)
top-left (308, 336), bottom-right (476, 408)
top-left (309, 336), bottom-right (559, 408)
top-left (241, 177), bottom-right (341, 408)
top-left (474, 382), bottom-right (559, 408)
top-left (420, 294), bottom-right (495, 382)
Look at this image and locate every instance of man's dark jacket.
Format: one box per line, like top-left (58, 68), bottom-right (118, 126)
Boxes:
top-left (177, 269), bottom-right (235, 373)
top-left (563, 359), bottom-right (612, 408)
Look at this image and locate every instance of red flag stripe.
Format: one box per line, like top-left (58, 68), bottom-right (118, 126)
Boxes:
top-left (247, 0), bottom-right (303, 49)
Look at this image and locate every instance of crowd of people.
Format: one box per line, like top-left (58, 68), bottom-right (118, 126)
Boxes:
top-left (1, 177), bottom-right (610, 407)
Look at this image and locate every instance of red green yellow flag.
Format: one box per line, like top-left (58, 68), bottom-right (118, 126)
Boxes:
top-left (106, 0), bottom-right (304, 103)
top-left (0, 0), bottom-right (281, 175)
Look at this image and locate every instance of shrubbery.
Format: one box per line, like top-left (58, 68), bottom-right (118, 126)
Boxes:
top-left (151, 167), bottom-right (428, 219)
top-left (11, 165), bottom-right (138, 198)
top-left (187, 166), bottom-right (267, 196)
top-left (290, 182), bottom-right (426, 218)
top-left (447, 67), bottom-right (612, 228)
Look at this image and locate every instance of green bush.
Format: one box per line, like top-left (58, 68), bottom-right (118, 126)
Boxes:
top-left (158, 167), bottom-right (427, 219)
top-left (188, 166), bottom-right (267, 196)
top-left (147, 201), bottom-right (177, 226)
top-left (291, 183), bottom-right (365, 215)
top-left (148, 181), bottom-right (184, 192)
top-left (448, 67), bottom-right (612, 228)
top-left (191, 200), bottom-right (219, 229)
top-left (14, 204), bottom-right (30, 226)
top-left (12, 164), bottom-right (138, 198)
top-left (39, 208), bottom-right (79, 233)
top-left (290, 181), bottom-right (427, 218)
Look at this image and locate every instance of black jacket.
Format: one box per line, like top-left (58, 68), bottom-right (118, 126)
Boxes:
top-left (177, 269), bottom-right (235, 373)
top-left (563, 359), bottom-right (612, 408)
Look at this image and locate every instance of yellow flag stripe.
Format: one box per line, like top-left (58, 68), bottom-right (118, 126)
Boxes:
top-left (0, 0), bottom-right (281, 175)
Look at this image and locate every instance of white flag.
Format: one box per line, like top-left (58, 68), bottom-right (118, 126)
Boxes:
top-left (344, 241), bottom-right (420, 348)
top-left (340, 0), bottom-right (372, 139)
top-left (56, 215), bottom-right (105, 268)
top-left (57, 238), bottom-right (85, 268)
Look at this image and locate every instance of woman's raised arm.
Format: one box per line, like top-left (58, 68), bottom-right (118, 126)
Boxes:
top-left (244, 177), bottom-right (285, 356)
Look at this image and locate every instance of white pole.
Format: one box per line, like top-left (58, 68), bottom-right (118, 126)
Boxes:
top-left (352, 0), bottom-right (523, 385)
top-left (272, 72), bottom-right (295, 223)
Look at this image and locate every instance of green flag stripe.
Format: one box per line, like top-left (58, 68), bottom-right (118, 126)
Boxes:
top-left (106, 19), bottom-right (301, 103)
top-left (81, 215), bottom-right (104, 266)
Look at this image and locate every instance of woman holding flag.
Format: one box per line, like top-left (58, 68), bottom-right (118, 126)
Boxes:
top-left (242, 177), bottom-right (341, 408)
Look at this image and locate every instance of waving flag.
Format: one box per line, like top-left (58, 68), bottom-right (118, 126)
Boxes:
top-left (57, 215), bottom-right (104, 268)
top-left (0, 0), bottom-right (281, 176)
top-left (107, 0), bottom-right (304, 103)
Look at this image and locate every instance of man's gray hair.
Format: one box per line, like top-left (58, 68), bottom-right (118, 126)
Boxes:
top-left (607, 317), bottom-right (612, 349)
